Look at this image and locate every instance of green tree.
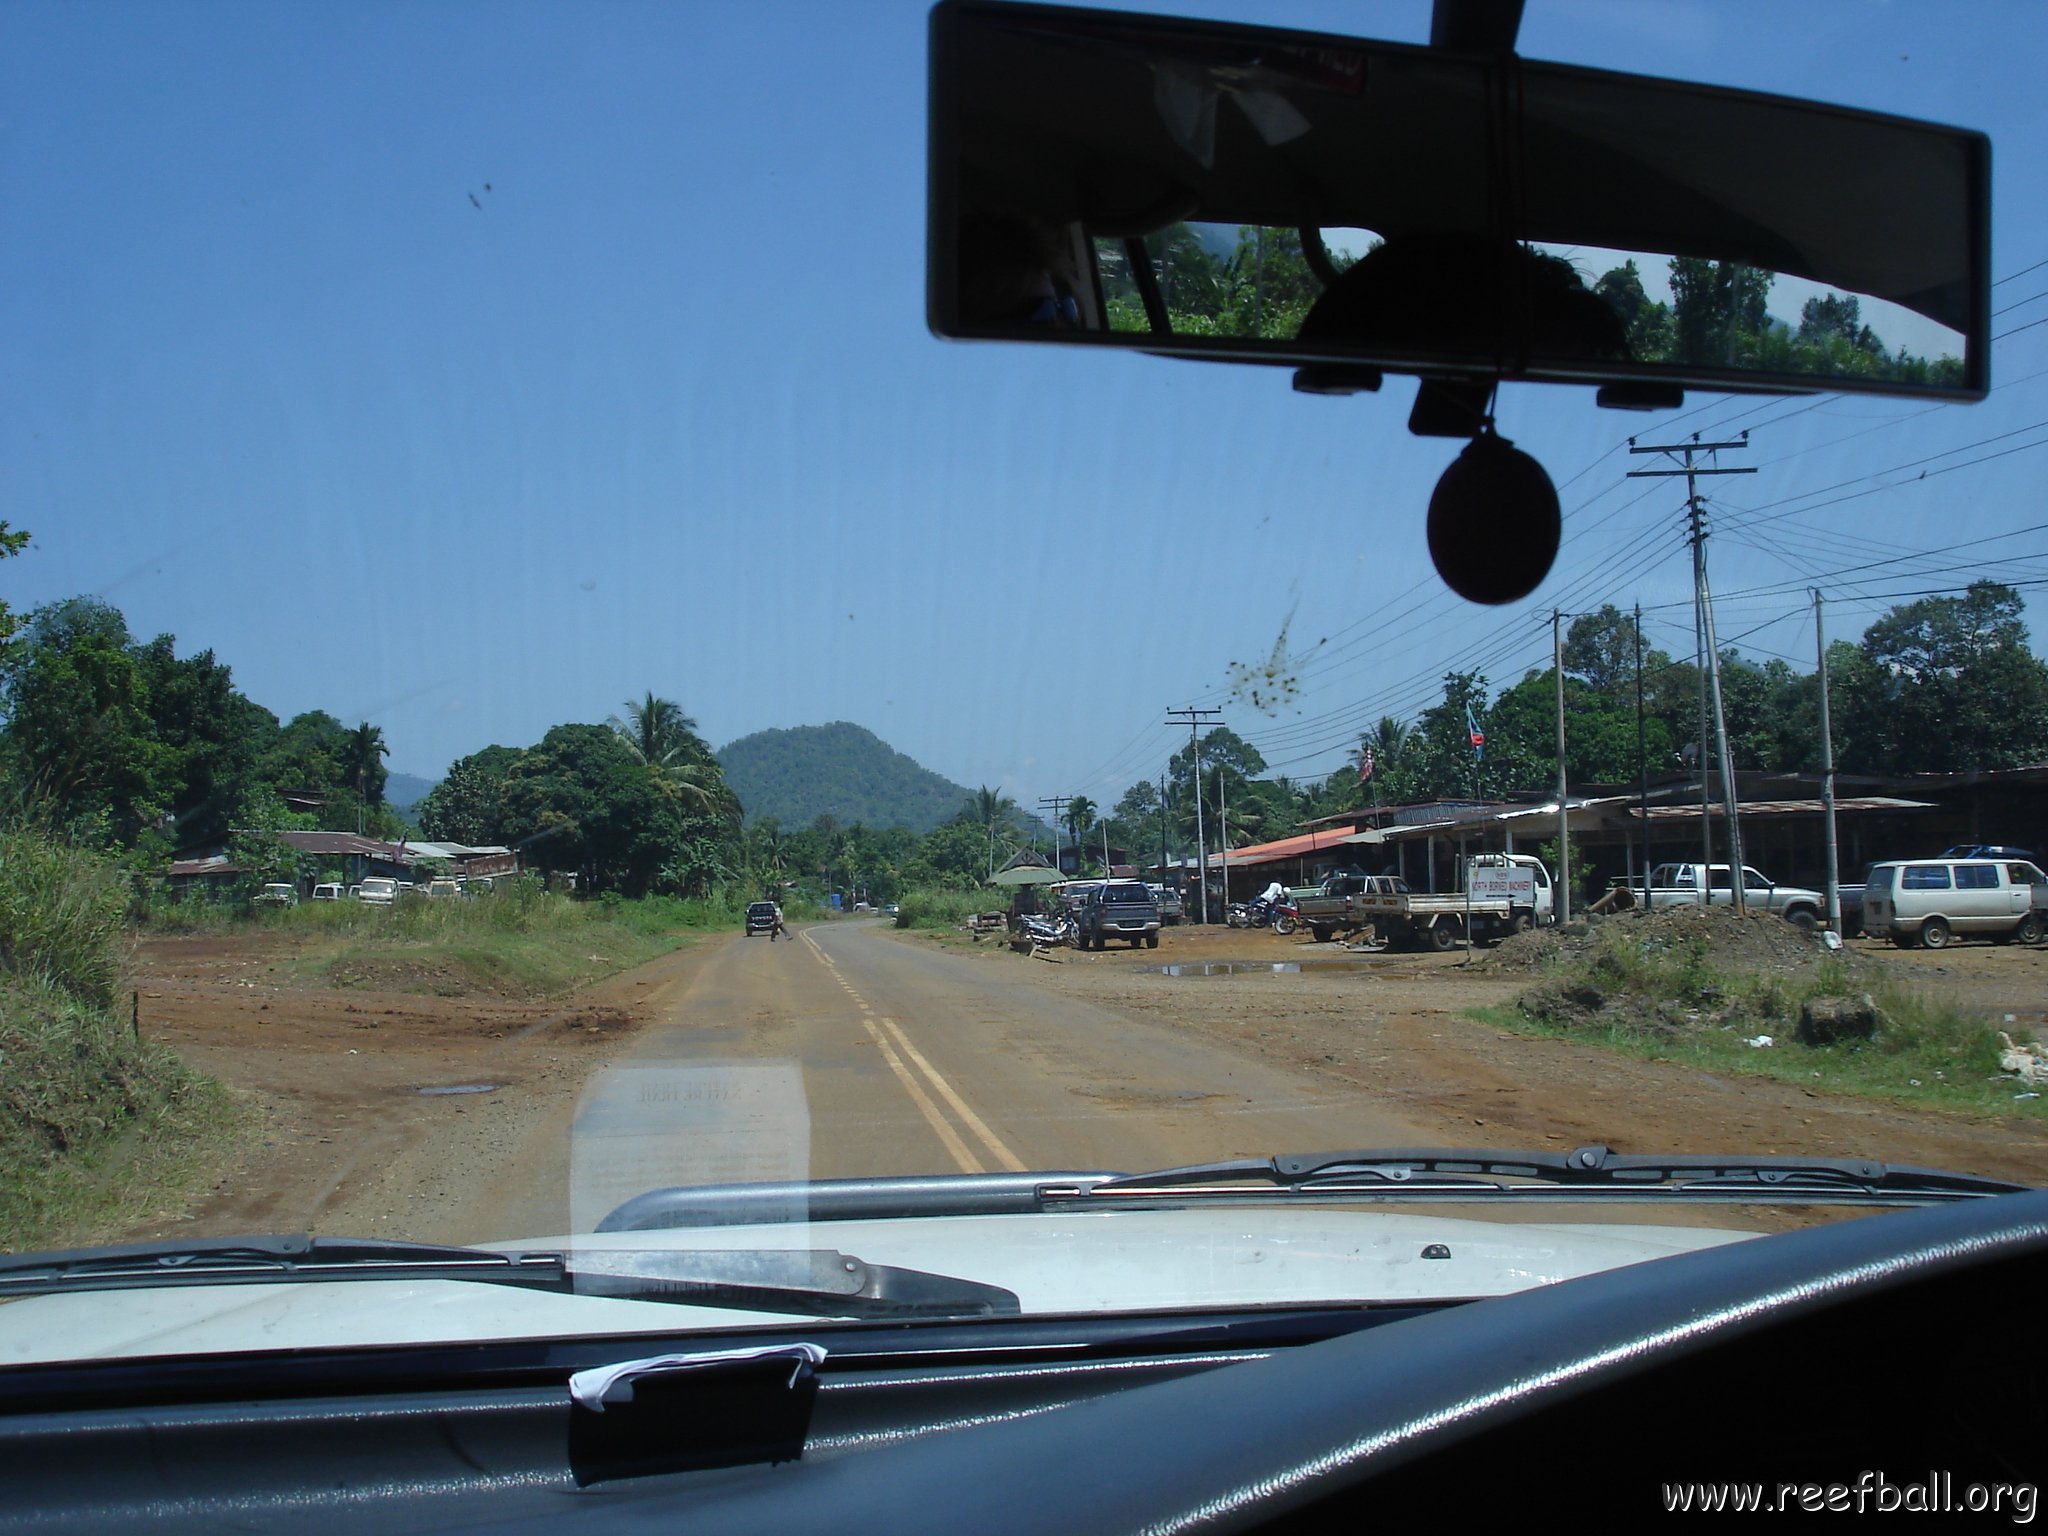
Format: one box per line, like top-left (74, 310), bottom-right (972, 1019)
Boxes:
top-left (496, 724), bottom-right (685, 896)
top-left (0, 598), bottom-right (171, 845)
top-left (0, 522), bottom-right (31, 648)
top-left (608, 692), bottom-right (727, 815)
top-left (1835, 582), bottom-right (2048, 773)
top-left (342, 721), bottom-right (390, 810)
top-left (130, 635), bottom-right (277, 847)
top-left (1594, 261), bottom-right (1673, 360)
top-left (416, 745), bottom-right (520, 844)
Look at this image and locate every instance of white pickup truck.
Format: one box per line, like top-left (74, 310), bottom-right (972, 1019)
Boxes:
top-left (1347, 853), bottom-right (1557, 951)
top-left (355, 877), bottom-right (401, 907)
top-left (1635, 863), bottom-right (1825, 932)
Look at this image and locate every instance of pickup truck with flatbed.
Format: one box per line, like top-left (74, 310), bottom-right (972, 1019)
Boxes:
top-left (1285, 870), bottom-right (1410, 943)
top-left (1345, 854), bottom-right (1557, 951)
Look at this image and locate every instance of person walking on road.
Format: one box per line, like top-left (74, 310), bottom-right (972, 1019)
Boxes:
top-left (769, 901), bottom-right (788, 942)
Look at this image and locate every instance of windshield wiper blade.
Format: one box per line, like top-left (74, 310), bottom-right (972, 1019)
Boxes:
top-left (1051, 1146), bottom-right (2033, 1205)
top-left (0, 1234), bottom-right (565, 1295)
top-left (0, 1234), bottom-right (1019, 1319)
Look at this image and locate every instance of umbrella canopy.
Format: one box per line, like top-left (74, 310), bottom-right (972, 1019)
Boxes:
top-left (989, 862), bottom-right (1064, 886)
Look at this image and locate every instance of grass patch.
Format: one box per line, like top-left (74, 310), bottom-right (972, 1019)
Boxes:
top-left (1490, 923), bottom-right (2043, 1119)
top-left (0, 826), bottom-right (245, 1252)
top-left (0, 978), bottom-right (244, 1252)
top-left (266, 885), bottom-right (711, 999)
top-left (892, 888), bottom-right (995, 932)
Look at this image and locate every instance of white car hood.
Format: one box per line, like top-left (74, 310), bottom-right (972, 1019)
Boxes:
top-left (0, 1207), bottom-right (1759, 1366)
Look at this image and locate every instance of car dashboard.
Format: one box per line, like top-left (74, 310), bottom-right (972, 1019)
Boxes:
top-left (2, 1190), bottom-right (2042, 1531)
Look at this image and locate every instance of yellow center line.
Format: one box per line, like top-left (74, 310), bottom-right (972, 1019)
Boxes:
top-left (861, 1016), bottom-right (984, 1174)
top-left (801, 927), bottom-right (1021, 1175)
top-left (874, 1016), bottom-right (1027, 1173)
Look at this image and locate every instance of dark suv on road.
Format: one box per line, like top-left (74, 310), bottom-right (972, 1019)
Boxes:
top-left (745, 901), bottom-right (779, 937)
top-left (1077, 881), bottom-right (1161, 950)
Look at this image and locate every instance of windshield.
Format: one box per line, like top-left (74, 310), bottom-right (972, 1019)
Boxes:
top-left (5, 0), bottom-right (2048, 1372)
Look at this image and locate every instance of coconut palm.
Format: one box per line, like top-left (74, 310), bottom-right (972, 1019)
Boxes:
top-left (964, 784), bottom-right (1022, 876)
top-left (343, 722), bottom-right (388, 805)
top-left (608, 692), bottom-right (719, 813)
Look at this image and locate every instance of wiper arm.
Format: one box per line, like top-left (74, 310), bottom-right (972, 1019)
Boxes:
top-left (1047, 1146), bottom-right (2031, 1206)
top-left (561, 1248), bottom-right (1021, 1319)
top-left (0, 1234), bottom-right (1020, 1319)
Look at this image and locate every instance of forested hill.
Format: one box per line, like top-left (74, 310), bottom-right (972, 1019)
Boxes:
top-left (717, 723), bottom-right (976, 833)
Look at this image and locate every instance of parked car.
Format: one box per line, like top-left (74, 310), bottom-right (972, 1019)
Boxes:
top-left (423, 878), bottom-right (463, 899)
top-left (1146, 884), bottom-right (1183, 925)
top-left (355, 877), bottom-right (399, 907)
top-left (310, 882), bottom-right (345, 902)
top-left (1863, 857), bottom-right (2048, 948)
top-left (744, 901), bottom-right (780, 937)
top-left (252, 882), bottom-right (298, 908)
top-left (1075, 881), bottom-right (1161, 951)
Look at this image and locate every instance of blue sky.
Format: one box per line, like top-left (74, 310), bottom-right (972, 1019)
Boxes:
top-left (8, 0), bottom-right (2048, 817)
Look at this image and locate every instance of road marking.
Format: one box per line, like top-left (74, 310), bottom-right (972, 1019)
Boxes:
top-left (799, 929), bottom-right (1023, 1175)
top-left (861, 1017), bottom-right (984, 1173)
top-left (875, 1016), bottom-right (1026, 1173)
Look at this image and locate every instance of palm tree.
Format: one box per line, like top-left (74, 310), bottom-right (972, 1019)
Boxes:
top-left (966, 784), bottom-right (1021, 877)
top-left (1354, 716), bottom-right (1410, 804)
top-left (608, 692), bottom-right (718, 813)
top-left (1063, 795), bottom-right (1097, 851)
top-left (342, 722), bottom-right (388, 830)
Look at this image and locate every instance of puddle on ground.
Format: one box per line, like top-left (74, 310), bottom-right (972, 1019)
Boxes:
top-left (1152, 961), bottom-right (1378, 977)
top-left (415, 1082), bottom-right (501, 1096)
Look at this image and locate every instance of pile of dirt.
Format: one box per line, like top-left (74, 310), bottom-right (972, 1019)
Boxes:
top-left (1481, 903), bottom-right (1845, 980)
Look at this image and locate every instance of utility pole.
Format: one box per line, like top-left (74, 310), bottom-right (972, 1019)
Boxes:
top-left (1159, 770), bottom-right (1169, 888)
top-left (1167, 707), bottom-right (1222, 923)
top-left (1553, 609), bottom-right (1571, 924)
top-left (1217, 765), bottom-right (1231, 909)
top-left (1815, 590), bottom-right (1842, 934)
top-left (1038, 795), bottom-right (1070, 879)
top-left (1629, 434), bottom-right (1756, 910)
top-left (1635, 601), bottom-right (1649, 885)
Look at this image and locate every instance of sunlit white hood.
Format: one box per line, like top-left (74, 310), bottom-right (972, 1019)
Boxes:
top-left (0, 1207), bottom-right (1758, 1366)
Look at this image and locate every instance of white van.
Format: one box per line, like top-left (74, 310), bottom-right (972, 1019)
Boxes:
top-left (1862, 859), bottom-right (2048, 948)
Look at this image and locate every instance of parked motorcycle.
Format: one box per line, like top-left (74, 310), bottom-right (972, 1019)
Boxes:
top-left (1020, 911), bottom-right (1079, 949)
top-left (1271, 900), bottom-right (1300, 937)
top-left (1227, 897), bottom-right (1277, 929)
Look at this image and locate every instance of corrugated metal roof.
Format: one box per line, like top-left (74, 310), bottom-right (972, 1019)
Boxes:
top-left (1637, 796), bottom-right (1933, 819)
top-left (1209, 826), bottom-right (1359, 869)
top-left (168, 857), bottom-right (241, 878)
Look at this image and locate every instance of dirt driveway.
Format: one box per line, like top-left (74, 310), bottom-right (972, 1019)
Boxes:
top-left (124, 920), bottom-right (2048, 1244)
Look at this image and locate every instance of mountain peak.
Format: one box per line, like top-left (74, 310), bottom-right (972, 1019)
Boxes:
top-left (716, 723), bottom-right (976, 834)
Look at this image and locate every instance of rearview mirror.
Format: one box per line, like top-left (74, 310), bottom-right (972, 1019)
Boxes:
top-left (928, 2), bottom-right (1989, 406)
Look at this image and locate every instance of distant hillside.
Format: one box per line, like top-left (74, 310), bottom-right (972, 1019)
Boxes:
top-left (717, 723), bottom-right (978, 834)
top-left (385, 771), bottom-right (438, 814)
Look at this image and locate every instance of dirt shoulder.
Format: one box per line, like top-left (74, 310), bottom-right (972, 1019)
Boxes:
top-left (887, 921), bottom-right (2048, 1186)
top-left (123, 931), bottom-right (719, 1241)
top-left (130, 912), bottom-right (2048, 1246)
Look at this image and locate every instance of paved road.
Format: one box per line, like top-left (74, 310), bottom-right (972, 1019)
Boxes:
top-left (561, 920), bottom-right (1435, 1220)
top-left (396, 920), bottom-right (1437, 1245)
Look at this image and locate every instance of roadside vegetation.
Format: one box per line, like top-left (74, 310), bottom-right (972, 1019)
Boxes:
top-left (148, 882), bottom-right (823, 1001)
top-left (0, 827), bottom-right (240, 1253)
top-left (891, 889), bottom-right (992, 932)
top-left (1480, 908), bottom-right (2043, 1119)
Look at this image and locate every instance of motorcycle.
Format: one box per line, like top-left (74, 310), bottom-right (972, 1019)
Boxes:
top-left (1019, 911), bottom-right (1079, 949)
top-left (1271, 900), bottom-right (1300, 937)
top-left (1227, 896), bottom-right (1280, 930)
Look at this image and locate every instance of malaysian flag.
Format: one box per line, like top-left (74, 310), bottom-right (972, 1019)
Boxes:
top-left (1357, 747), bottom-right (1374, 784)
top-left (1466, 704), bottom-right (1485, 760)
